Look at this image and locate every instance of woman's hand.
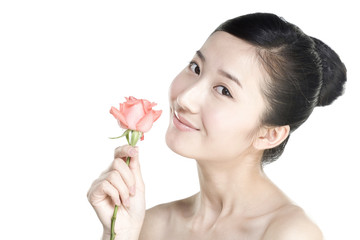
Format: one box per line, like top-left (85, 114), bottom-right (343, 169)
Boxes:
top-left (87, 145), bottom-right (146, 240)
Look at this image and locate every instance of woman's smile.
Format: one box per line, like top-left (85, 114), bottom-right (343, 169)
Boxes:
top-left (172, 110), bottom-right (200, 132)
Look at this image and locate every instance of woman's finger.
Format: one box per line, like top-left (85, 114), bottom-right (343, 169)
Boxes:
top-left (114, 145), bottom-right (138, 159)
top-left (114, 145), bottom-right (144, 191)
top-left (88, 180), bottom-right (121, 206)
top-left (127, 147), bottom-right (144, 190)
top-left (111, 158), bottom-right (136, 195)
top-left (105, 170), bottom-right (131, 206)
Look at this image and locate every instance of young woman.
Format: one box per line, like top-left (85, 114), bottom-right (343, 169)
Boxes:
top-left (88, 13), bottom-right (346, 240)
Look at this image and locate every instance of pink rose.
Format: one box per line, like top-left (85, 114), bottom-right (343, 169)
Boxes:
top-left (110, 96), bottom-right (162, 133)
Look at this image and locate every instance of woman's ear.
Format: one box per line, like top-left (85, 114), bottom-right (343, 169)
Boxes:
top-left (253, 125), bottom-right (290, 150)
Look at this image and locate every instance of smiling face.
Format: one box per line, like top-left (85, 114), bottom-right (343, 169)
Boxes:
top-left (166, 31), bottom-right (267, 163)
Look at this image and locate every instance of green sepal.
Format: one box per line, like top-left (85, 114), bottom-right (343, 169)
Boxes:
top-left (130, 130), bottom-right (142, 146)
top-left (126, 131), bottom-right (130, 144)
top-left (109, 129), bottom-right (131, 140)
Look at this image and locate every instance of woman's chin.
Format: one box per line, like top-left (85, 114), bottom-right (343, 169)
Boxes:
top-left (165, 127), bottom-right (197, 160)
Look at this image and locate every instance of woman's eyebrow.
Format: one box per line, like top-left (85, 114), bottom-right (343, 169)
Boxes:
top-left (196, 50), bottom-right (242, 88)
top-left (218, 69), bottom-right (243, 88)
top-left (196, 50), bottom-right (206, 62)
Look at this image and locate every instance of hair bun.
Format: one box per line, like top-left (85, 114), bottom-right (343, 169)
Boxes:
top-left (311, 37), bottom-right (347, 106)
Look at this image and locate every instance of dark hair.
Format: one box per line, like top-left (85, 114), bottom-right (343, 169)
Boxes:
top-left (215, 13), bottom-right (347, 164)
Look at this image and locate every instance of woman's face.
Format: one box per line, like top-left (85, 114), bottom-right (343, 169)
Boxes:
top-left (166, 31), bottom-right (266, 162)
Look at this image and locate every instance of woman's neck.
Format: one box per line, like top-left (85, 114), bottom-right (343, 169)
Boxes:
top-left (191, 153), bottom-right (287, 228)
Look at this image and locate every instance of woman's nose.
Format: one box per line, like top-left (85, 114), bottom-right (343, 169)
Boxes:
top-left (176, 81), bottom-right (205, 114)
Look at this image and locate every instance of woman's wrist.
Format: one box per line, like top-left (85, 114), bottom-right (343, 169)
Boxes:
top-left (101, 232), bottom-right (111, 240)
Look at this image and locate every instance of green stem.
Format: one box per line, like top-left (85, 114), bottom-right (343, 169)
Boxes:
top-left (110, 205), bottom-right (119, 240)
top-left (110, 130), bottom-right (142, 240)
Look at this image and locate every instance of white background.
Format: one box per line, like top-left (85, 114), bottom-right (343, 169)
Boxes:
top-left (0, 0), bottom-right (359, 239)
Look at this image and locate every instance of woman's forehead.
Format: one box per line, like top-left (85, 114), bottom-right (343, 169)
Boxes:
top-left (199, 31), bottom-right (264, 86)
top-left (202, 31), bottom-right (257, 56)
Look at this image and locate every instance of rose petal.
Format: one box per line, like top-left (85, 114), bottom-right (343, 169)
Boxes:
top-left (152, 110), bottom-right (162, 122)
top-left (136, 111), bottom-right (154, 133)
top-left (110, 106), bottom-right (128, 129)
top-left (141, 99), bottom-right (152, 113)
top-left (125, 96), bottom-right (138, 106)
top-left (125, 103), bottom-right (145, 130)
top-left (118, 120), bottom-right (128, 129)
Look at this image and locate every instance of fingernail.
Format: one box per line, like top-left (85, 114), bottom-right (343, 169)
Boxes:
top-left (129, 148), bottom-right (138, 157)
top-left (130, 186), bottom-right (136, 196)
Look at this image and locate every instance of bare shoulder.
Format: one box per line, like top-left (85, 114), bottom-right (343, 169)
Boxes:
top-left (139, 202), bottom-right (171, 239)
top-left (263, 205), bottom-right (323, 240)
top-left (139, 195), bottom-right (195, 239)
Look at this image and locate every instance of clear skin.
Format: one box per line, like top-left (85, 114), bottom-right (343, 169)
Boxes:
top-left (88, 32), bottom-right (323, 240)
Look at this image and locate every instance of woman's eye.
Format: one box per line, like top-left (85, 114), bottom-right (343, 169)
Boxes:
top-left (214, 86), bottom-right (232, 98)
top-left (189, 62), bottom-right (200, 75)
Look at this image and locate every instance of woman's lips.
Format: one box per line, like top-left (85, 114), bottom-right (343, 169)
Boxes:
top-left (173, 111), bottom-right (199, 131)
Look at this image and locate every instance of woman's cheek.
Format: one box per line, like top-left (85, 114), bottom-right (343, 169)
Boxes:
top-left (205, 107), bottom-right (230, 130)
